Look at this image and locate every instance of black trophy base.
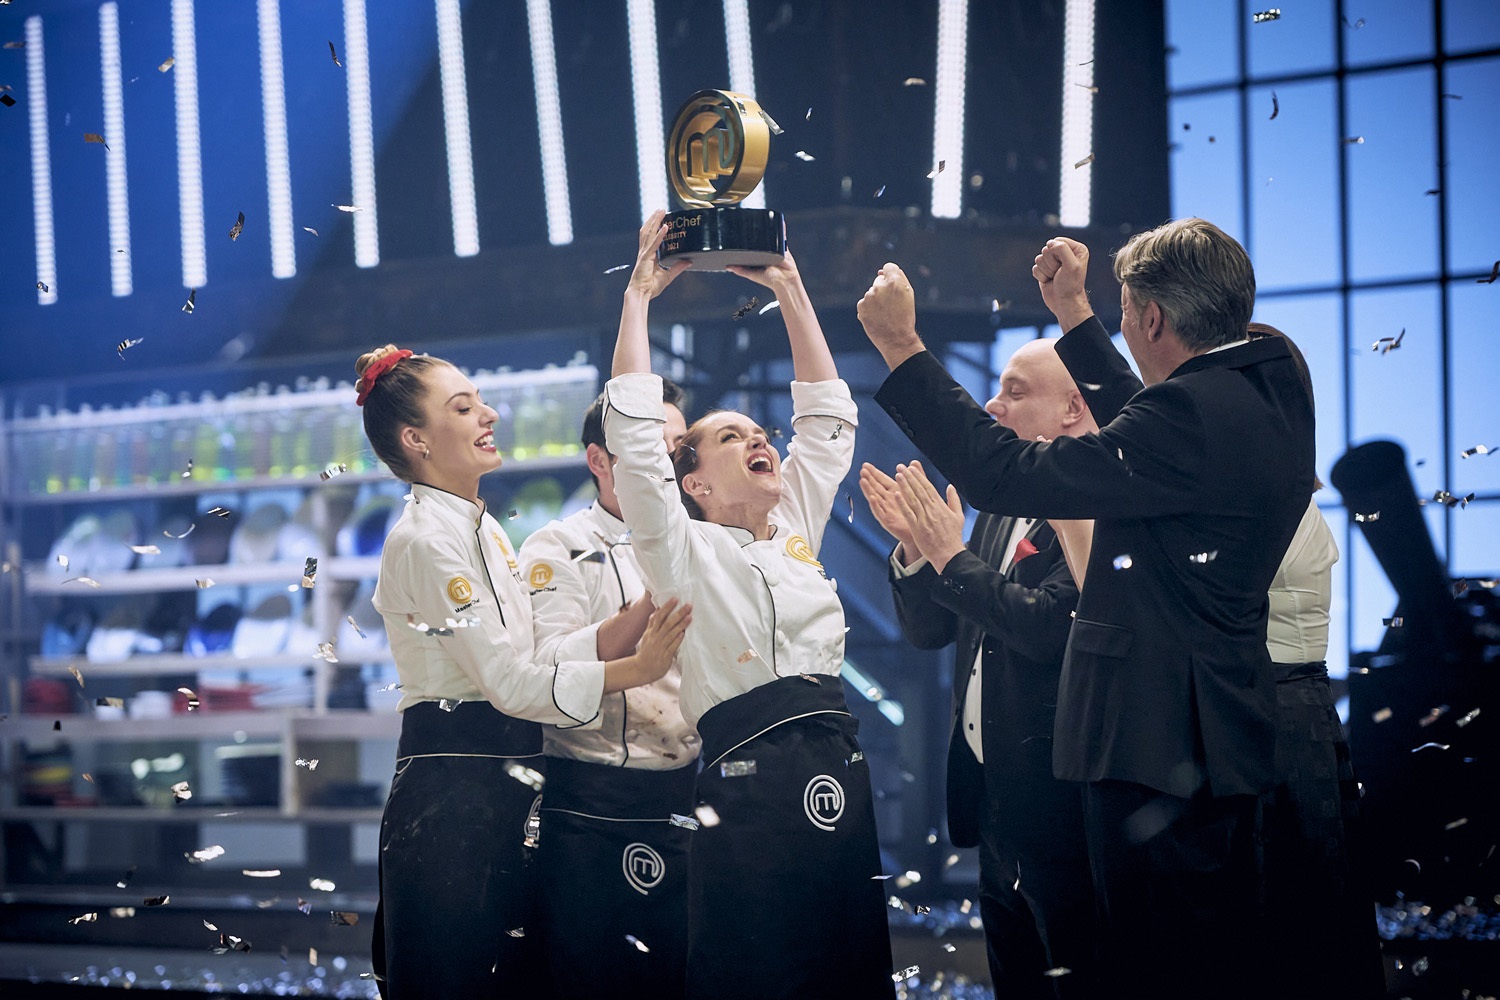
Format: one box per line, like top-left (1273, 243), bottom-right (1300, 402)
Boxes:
top-left (657, 206), bottom-right (786, 271)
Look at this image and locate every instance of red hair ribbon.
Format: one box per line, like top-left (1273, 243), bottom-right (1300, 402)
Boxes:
top-left (355, 349), bottom-right (413, 405)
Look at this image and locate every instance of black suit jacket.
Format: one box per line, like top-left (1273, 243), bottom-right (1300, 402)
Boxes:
top-left (876, 319), bottom-right (1315, 798)
top-left (889, 516), bottom-right (1078, 848)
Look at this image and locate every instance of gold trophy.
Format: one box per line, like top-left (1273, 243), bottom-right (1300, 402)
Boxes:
top-left (658, 89), bottom-right (786, 270)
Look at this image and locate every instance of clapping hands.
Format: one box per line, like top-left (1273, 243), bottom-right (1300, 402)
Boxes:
top-left (860, 460), bottom-right (966, 574)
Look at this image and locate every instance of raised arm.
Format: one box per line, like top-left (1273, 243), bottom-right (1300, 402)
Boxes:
top-left (726, 250), bottom-right (836, 382)
top-left (614, 209), bottom-right (689, 378)
top-left (1034, 236), bottom-right (1142, 422)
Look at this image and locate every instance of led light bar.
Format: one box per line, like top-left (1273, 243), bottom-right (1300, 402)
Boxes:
top-left (1058, 0), bottom-right (1096, 228)
top-left (100, 3), bottom-right (132, 296)
top-left (171, 0), bottom-right (206, 288)
top-left (929, 0), bottom-right (968, 220)
top-left (526, 0), bottom-right (572, 245)
top-left (626, 0), bottom-right (668, 221)
top-left (26, 16), bottom-right (56, 305)
top-left (344, 0), bottom-right (379, 267)
top-left (257, 0), bottom-right (295, 278)
top-left (435, 0), bottom-right (479, 257)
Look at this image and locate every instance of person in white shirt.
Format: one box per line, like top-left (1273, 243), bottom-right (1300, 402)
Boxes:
top-left (353, 343), bottom-right (690, 998)
top-left (601, 212), bottom-right (895, 999)
top-left (519, 378), bottom-right (699, 999)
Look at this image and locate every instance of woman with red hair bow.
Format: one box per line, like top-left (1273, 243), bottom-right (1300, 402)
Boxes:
top-left (353, 344), bottom-right (691, 997)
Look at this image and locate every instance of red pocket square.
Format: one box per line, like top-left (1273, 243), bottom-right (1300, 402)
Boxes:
top-left (1013, 537), bottom-right (1039, 563)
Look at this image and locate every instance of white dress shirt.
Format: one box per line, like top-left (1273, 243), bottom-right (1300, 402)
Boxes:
top-left (1266, 498), bottom-right (1338, 664)
top-left (519, 501), bottom-right (700, 769)
top-left (372, 483), bottom-right (606, 726)
top-left (604, 373), bottom-right (857, 727)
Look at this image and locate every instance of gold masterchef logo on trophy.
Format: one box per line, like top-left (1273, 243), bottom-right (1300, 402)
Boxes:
top-left (659, 89), bottom-right (787, 270)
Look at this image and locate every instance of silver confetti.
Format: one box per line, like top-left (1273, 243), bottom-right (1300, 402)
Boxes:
top-left (65, 576), bottom-right (102, 588)
top-left (206, 506), bottom-right (232, 517)
top-left (171, 780), bottom-right (192, 802)
top-left (720, 760), bottom-right (756, 777)
top-left (758, 109), bottom-right (783, 135)
top-left (893, 965), bottom-right (921, 982)
top-left (1373, 707), bottom-right (1394, 723)
top-left (182, 288), bottom-right (196, 313)
top-left (902, 77), bottom-right (927, 86)
top-left (315, 642), bottom-right (338, 663)
top-left (1044, 967), bottom-right (1074, 978)
top-left (117, 337), bottom-right (145, 358)
top-left (242, 869), bottom-right (282, 877)
top-left (794, 150), bottom-right (815, 162)
top-left (694, 804), bottom-right (721, 827)
top-left (626, 934), bottom-right (650, 953)
top-left (320, 462), bottom-right (348, 480)
top-left (1411, 742), bottom-right (1451, 753)
top-left (302, 226), bottom-right (319, 236)
top-left (178, 686), bottom-right (200, 711)
top-left (1252, 9), bottom-right (1281, 23)
top-left (346, 615), bottom-right (367, 639)
top-left (1445, 817), bottom-right (1468, 830)
top-left (67, 912), bottom-right (99, 925)
top-left (228, 211), bottom-right (245, 242)
top-left (1354, 511), bottom-right (1380, 523)
top-left (926, 160), bottom-right (946, 178)
top-left (506, 928), bottom-right (525, 938)
top-left (1384, 616), bottom-right (1404, 628)
top-left (195, 578), bottom-right (215, 589)
top-left (309, 878), bottom-right (336, 892)
top-left (1112, 554), bottom-right (1133, 571)
top-left (603, 263), bottom-right (631, 275)
top-left (295, 758), bottom-right (319, 770)
top-left (505, 762), bottom-right (545, 791)
top-left (437, 697), bottom-right (460, 712)
top-left (187, 845), bottom-right (224, 863)
top-left (1460, 445), bottom-right (1493, 459)
top-left (1073, 152), bottom-right (1095, 169)
top-left (1456, 708), bottom-right (1481, 728)
top-left (333, 204), bottom-right (361, 213)
top-left (129, 544), bottom-right (161, 555)
top-left (668, 813), bottom-right (701, 831)
top-left (301, 557), bottom-right (318, 588)
top-left (1188, 550), bottom-right (1218, 564)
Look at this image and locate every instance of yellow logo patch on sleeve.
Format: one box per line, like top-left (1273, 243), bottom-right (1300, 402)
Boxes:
top-left (446, 576), bottom-right (474, 604)
top-left (528, 563), bottom-right (554, 590)
top-left (785, 534), bottom-right (823, 570)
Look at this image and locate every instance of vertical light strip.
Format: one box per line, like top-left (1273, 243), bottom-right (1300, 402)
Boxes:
top-left (721, 0), bottom-right (764, 210)
top-left (26, 16), bottom-right (57, 305)
top-left (343, 0), bottom-right (379, 268)
top-left (99, 3), bottom-right (132, 297)
top-left (525, 0), bottom-right (572, 246)
top-left (1058, 0), bottom-right (1096, 228)
top-left (929, 0), bottom-right (969, 219)
top-left (257, 0), bottom-right (295, 278)
top-left (171, 0), bottom-right (206, 288)
top-left (626, 0), bottom-right (668, 221)
top-left (435, 0), bottom-right (479, 257)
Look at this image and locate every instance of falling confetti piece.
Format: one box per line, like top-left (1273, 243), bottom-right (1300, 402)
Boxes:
top-left (1371, 328), bottom-right (1405, 354)
top-left (195, 578), bottom-right (215, 589)
top-left (720, 759), bottom-right (757, 777)
top-left (1343, 16), bottom-right (1366, 29)
top-left (846, 492), bottom-right (855, 524)
top-left (1418, 705), bottom-right (1451, 727)
top-left (117, 336), bottom-right (145, 358)
top-left (182, 288), bottom-right (196, 313)
top-left (309, 878), bottom-right (336, 892)
top-left (1252, 9), bottom-right (1281, 23)
top-left (315, 642), bottom-right (338, 663)
top-left (207, 506), bottom-right (232, 517)
top-left (1343, 136), bottom-right (1365, 145)
top-left (67, 666), bottom-right (84, 688)
top-left (331, 911), bottom-right (360, 926)
top-left (109, 907), bottom-right (135, 918)
top-left (668, 813), bottom-right (700, 830)
top-left (84, 132), bottom-right (109, 149)
top-left (158, 56), bottom-right (174, 72)
top-left (0, 94), bottom-right (14, 107)
top-left (2, 41), bottom-right (23, 49)
top-left (228, 211), bottom-right (245, 242)
top-left (82, 773), bottom-right (94, 783)
top-left (95, 697), bottom-right (124, 709)
top-left (732, 296), bottom-right (760, 320)
top-left (178, 686), bottom-right (200, 711)
top-left (1354, 511), bottom-right (1380, 522)
top-left (66, 576), bottom-right (102, 588)
top-left (302, 226), bottom-right (319, 236)
top-left (1477, 261), bottom-right (1500, 285)
top-left (758, 109), bottom-right (783, 135)
top-left (893, 966), bottom-right (921, 982)
top-left (926, 160), bottom-right (946, 178)
top-left (794, 150), bottom-right (815, 161)
top-left (1445, 817), bottom-right (1468, 830)
top-left (505, 928), bottom-right (526, 938)
top-left (1456, 708), bottom-right (1481, 727)
top-left (1461, 445), bottom-right (1494, 458)
top-left (1373, 707), bottom-right (1394, 723)
top-left (874, 184), bottom-right (887, 198)
top-left (626, 934), bottom-right (650, 953)
top-left (438, 697), bottom-right (460, 711)
top-left (129, 543), bottom-right (160, 556)
top-left (68, 912), bottom-right (99, 925)
top-left (508, 509), bottom-right (519, 520)
top-left (296, 758), bottom-right (320, 770)
top-left (319, 462), bottom-right (348, 480)
top-left (1270, 91), bottom-right (1279, 120)
top-left (1112, 554), bottom-right (1133, 571)
top-left (329, 40), bottom-right (341, 66)
top-left (144, 895), bottom-right (170, 906)
top-left (943, 942), bottom-right (957, 953)
top-left (1044, 967), bottom-right (1074, 978)
top-left (243, 869), bottom-right (282, 878)
top-left (902, 77), bottom-right (927, 86)
top-left (1073, 152), bottom-right (1095, 169)
top-left (1431, 490), bottom-right (1476, 509)
top-left (333, 204), bottom-right (361, 212)
top-left (695, 804), bottom-right (721, 827)
top-left (36, 279), bottom-right (47, 291)
top-left (302, 556), bottom-right (318, 588)
top-left (1188, 550), bottom-right (1218, 564)
top-left (1384, 616), bottom-right (1404, 628)
top-left (757, 299), bottom-right (781, 316)
top-left (345, 615), bottom-right (368, 639)
top-left (171, 780), bottom-right (192, 802)
top-left (116, 866), bottom-right (136, 887)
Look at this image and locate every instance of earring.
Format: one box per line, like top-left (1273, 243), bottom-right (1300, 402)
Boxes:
top-left (702, 486), bottom-right (712, 496)
top-left (422, 446), bottom-right (431, 459)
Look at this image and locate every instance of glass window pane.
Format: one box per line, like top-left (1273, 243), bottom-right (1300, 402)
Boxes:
top-left (1443, 58), bottom-right (1500, 275)
top-left (1350, 530), bottom-right (1398, 653)
top-left (1346, 69), bottom-right (1439, 282)
top-left (1320, 504), bottom-right (1350, 688)
top-left (1166, 0), bottom-right (1240, 91)
top-left (1249, 80), bottom-right (1339, 290)
top-left (1450, 282), bottom-right (1500, 499)
top-left (1442, 0), bottom-right (1500, 54)
top-left (1251, 295), bottom-right (1344, 486)
top-left (1349, 285), bottom-right (1443, 500)
top-left (1248, 0), bottom-right (1335, 78)
top-left (1453, 501), bottom-right (1500, 577)
top-left (1344, 0), bottom-right (1435, 67)
top-left (1169, 94), bottom-right (1245, 245)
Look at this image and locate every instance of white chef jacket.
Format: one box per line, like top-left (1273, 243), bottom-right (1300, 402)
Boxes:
top-left (371, 483), bottom-right (606, 726)
top-left (603, 373), bottom-right (857, 728)
top-left (1266, 498), bottom-right (1339, 664)
top-left (519, 501), bottom-right (700, 769)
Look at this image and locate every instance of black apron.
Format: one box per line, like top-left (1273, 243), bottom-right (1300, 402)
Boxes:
top-left (372, 700), bottom-right (545, 998)
top-left (687, 674), bottom-right (895, 1000)
top-left (536, 756), bottom-right (697, 999)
